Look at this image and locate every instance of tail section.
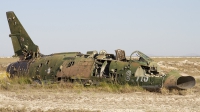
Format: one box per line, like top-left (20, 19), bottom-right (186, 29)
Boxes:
top-left (6, 11), bottom-right (40, 60)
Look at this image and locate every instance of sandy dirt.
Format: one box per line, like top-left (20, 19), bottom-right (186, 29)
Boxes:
top-left (0, 89), bottom-right (200, 112)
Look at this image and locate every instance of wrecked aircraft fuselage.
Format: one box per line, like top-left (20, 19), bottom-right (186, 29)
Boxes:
top-left (6, 11), bottom-right (195, 90)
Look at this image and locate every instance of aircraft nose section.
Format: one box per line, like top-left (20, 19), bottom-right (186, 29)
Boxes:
top-left (163, 71), bottom-right (196, 89)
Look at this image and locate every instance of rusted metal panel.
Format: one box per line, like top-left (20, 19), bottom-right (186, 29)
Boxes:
top-left (57, 58), bottom-right (95, 79)
top-left (163, 75), bottom-right (177, 88)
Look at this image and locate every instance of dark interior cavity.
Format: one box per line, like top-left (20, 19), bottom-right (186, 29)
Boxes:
top-left (177, 76), bottom-right (196, 89)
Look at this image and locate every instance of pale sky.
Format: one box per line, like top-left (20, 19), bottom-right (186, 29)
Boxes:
top-left (1, 1), bottom-right (200, 56)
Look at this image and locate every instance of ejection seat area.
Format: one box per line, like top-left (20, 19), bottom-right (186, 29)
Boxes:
top-left (96, 50), bottom-right (116, 60)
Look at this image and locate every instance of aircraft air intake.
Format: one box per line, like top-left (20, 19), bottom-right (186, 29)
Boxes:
top-left (176, 76), bottom-right (195, 89)
top-left (163, 71), bottom-right (196, 89)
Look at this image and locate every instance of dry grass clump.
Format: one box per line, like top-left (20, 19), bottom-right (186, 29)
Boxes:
top-left (1, 72), bottom-right (198, 95)
top-left (160, 87), bottom-right (194, 95)
top-left (46, 81), bottom-right (146, 93)
top-left (0, 71), bottom-right (197, 95)
top-left (0, 76), bottom-right (32, 91)
top-left (0, 80), bottom-right (10, 90)
top-left (93, 82), bottom-right (145, 93)
top-left (0, 76), bottom-right (146, 93)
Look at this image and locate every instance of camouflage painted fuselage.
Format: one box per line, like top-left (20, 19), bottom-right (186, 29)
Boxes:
top-left (5, 11), bottom-right (195, 90)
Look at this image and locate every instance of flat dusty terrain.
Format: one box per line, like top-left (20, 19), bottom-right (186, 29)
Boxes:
top-left (0, 57), bottom-right (200, 112)
top-left (0, 89), bottom-right (199, 112)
